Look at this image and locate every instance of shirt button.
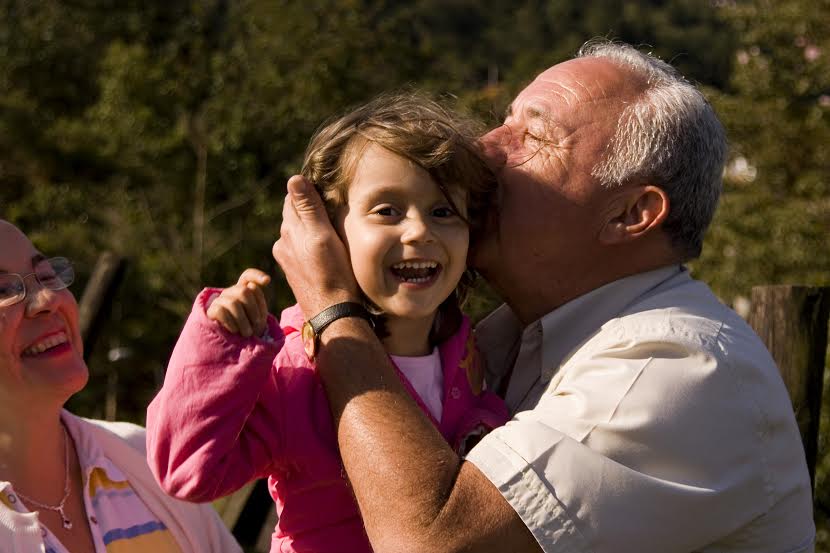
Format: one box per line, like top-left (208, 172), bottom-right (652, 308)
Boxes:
top-left (7, 494), bottom-right (16, 504)
top-left (450, 387), bottom-right (461, 399)
top-left (90, 515), bottom-right (98, 524)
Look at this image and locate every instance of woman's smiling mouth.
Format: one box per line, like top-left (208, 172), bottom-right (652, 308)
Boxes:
top-left (22, 330), bottom-right (70, 357)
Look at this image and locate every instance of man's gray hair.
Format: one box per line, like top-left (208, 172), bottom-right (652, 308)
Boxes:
top-left (578, 39), bottom-right (727, 260)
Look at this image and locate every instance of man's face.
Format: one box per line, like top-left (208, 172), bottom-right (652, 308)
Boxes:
top-left (472, 58), bottom-right (645, 321)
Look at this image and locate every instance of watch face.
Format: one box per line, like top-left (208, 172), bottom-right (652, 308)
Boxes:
top-left (301, 321), bottom-right (316, 359)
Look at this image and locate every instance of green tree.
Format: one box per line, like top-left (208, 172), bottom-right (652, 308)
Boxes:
top-left (0, 0), bottom-right (737, 423)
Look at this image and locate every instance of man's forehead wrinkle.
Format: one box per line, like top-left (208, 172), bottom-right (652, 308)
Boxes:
top-left (572, 76), bottom-right (601, 102)
top-left (543, 64), bottom-right (622, 106)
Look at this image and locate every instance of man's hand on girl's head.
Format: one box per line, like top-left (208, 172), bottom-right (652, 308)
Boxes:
top-left (272, 175), bottom-right (361, 319)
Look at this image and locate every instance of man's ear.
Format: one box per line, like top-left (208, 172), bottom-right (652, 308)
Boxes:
top-left (599, 185), bottom-right (669, 245)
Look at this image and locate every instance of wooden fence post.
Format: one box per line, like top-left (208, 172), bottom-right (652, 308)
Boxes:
top-left (748, 285), bottom-right (830, 490)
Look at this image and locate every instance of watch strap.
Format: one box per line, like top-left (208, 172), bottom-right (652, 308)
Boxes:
top-left (308, 302), bottom-right (372, 338)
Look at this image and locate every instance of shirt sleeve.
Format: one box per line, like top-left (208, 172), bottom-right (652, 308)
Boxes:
top-left (146, 288), bottom-right (287, 502)
top-left (466, 327), bottom-right (776, 553)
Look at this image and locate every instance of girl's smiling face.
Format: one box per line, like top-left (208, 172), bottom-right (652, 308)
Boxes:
top-left (336, 143), bottom-right (469, 330)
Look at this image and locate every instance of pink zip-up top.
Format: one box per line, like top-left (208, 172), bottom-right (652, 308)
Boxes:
top-left (146, 289), bottom-right (509, 553)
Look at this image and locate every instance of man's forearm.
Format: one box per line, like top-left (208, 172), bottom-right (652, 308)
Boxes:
top-left (316, 317), bottom-right (461, 552)
top-left (315, 318), bottom-right (540, 553)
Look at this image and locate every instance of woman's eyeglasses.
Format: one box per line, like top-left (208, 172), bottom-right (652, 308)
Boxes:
top-left (0, 257), bottom-right (75, 308)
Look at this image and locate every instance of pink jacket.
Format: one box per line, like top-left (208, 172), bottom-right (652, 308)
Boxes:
top-left (146, 289), bottom-right (509, 553)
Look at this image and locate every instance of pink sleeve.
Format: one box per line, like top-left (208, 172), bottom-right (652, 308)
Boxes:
top-left (146, 288), bottom-right (288, 502)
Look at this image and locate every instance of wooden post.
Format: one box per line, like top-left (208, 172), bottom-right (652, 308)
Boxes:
top-left (748, 285), bottom-right (830, 490)
top-left (78, 252), bottom-right (127, 361)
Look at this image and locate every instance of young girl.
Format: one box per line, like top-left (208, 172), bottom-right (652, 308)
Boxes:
top-left (146, 93), bottom-right (509, 553)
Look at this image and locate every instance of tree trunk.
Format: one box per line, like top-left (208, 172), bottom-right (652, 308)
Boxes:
top-left (78, 252), bottom-right (128, 361)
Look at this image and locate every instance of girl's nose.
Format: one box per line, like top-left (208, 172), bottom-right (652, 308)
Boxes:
top-left (401, 212), bottom-right (436, 244)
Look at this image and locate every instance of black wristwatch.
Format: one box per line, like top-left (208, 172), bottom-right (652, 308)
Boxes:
top-left (301, 302), bottom-right (372, 360)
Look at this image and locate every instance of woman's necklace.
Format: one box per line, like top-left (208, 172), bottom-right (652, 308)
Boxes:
top-left (14, 424), bottom-right (73, 530)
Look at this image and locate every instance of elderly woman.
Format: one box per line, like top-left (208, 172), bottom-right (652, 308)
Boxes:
top-left (0, 220), bottom-right (241, 552)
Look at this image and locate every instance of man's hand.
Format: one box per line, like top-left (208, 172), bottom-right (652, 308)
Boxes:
top-left (272, 175), bottom-right (361, 318)
top-left (207, 268), bottom-right (271, 337)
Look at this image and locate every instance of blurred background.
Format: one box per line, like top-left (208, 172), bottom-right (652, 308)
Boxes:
top-left (1, 0), bottom-right (828, 547)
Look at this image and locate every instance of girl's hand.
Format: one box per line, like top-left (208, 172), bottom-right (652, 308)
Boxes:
top-left (207, 269), bottom-right (271, 337)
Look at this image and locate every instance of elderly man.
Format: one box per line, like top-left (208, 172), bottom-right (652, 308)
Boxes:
top-left (273, 40), bottom-right (815, 553)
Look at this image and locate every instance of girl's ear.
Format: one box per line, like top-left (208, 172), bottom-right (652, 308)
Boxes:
top-left (599, 185), bottom-right (669, 245)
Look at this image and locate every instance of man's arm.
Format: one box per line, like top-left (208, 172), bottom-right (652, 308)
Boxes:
top-left (273, 176), bottom-right (540, 553)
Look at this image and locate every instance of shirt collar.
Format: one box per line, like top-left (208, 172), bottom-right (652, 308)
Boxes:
top-left (477, 265), bottom-right (688, 381)
top-left (61, 410), bottom-right (128, 484)
top-left (0, 413), bottom-right (128, 513)
top-left (539, 265), bottom-right (687, 372)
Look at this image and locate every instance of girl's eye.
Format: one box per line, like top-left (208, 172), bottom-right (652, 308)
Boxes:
top-left (432, 206), bottom-right (457, 218)
top-left (372, 206), bottom-right (399, 217)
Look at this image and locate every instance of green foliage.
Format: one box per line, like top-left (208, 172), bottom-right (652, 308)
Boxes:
top-left (4, 0), bottom-right (827, 542)
top-left (698, 0), bottom-right (830, 303)
top-left (1, 0), bottom-right (736, 422)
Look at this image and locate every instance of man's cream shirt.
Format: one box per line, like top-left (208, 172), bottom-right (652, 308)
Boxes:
top-left (469, 265), bottom-right (814, 553)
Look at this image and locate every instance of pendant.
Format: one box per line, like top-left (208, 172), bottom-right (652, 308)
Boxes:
top-left (58, 507), bottom-right (73, 530)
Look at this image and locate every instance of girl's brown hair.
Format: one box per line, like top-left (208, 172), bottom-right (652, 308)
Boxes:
top-left (301, 91), bottom-right (496, 344)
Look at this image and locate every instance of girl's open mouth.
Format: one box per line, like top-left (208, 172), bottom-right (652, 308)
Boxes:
top-left (389, 260), bottom-right (441, 284)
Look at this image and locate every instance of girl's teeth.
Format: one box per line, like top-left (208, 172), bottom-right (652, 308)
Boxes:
top-left (23, 333), bottom-right (68, 356)
top-left (390, 261), bottom-right (440, 282)
top-left (392, 261), bottom-right (438, 270)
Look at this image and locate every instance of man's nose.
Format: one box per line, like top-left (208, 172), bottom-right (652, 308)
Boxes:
top-left (480, 125), bottom-right (510, 172)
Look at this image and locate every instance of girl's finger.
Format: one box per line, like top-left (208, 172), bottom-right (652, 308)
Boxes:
top-left (247, 282), bottom-right (269, 335)
top-left (238, 268), bottom-right (271, 287)
top-left (226, 299), bottom-right (253, 337)
top-left (213, 305), bottom-right (240, 335)
top-left (238, 285), bottom-right (263, 336)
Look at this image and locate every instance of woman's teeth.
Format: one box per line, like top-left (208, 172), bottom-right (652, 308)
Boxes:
top-left (23, 332), bottom-right (68, 356)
